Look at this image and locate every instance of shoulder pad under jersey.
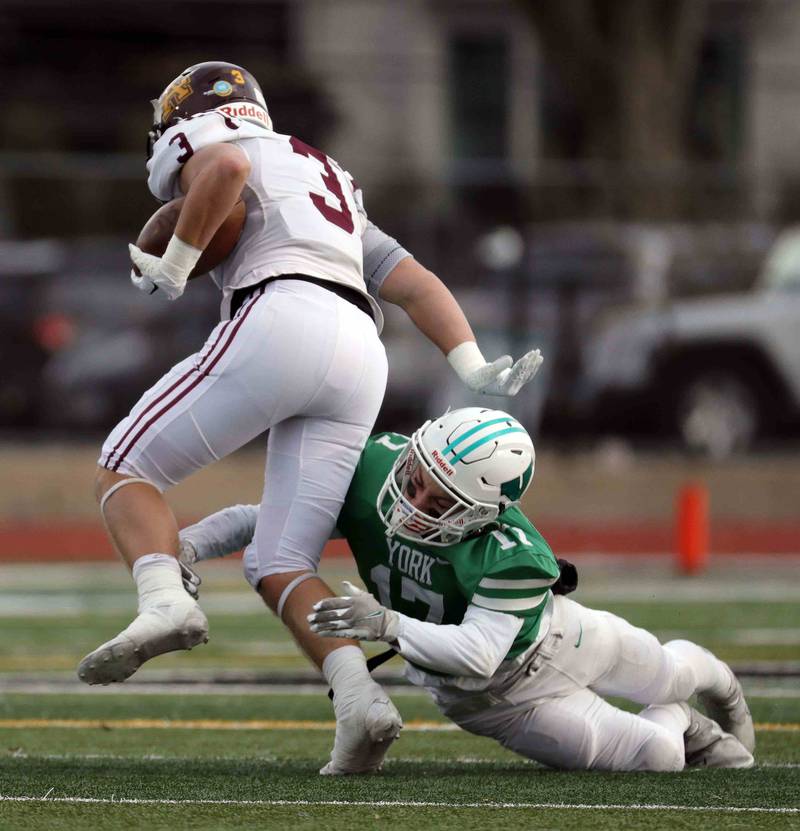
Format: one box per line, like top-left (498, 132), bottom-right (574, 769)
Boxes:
top-left (147, 111), bottom-right (264, 202)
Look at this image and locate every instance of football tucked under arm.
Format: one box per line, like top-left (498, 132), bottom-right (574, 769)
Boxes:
top-left (132, 196), bottom-right (246, 286)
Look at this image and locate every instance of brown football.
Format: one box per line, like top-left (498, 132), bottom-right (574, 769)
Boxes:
top-left (133, 197), bottom-right (246, 279)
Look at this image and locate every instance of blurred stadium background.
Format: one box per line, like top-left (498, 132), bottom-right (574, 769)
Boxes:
top-left (0, 1), bottom-right (798, 828)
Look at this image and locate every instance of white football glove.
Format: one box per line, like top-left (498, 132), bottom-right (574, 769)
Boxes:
top-left (478, 348), bottom-right (544, 396)
top-left (448, 342), bottom-right (544, 397)
top-left (128, 235), bottom-right (202, 301)
top-left (130, 268), bottom-right (158, 295)
top-left (308, 581), bottom-right (400, 642)
top-left (180, 563), bottom-right (202, 600)
top-left (176, 539), bottom-right (202, 599)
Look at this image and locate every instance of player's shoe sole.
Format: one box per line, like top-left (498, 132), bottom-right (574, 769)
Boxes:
top-left (77, 601), bottom-right (208, 685)
top-left (320, 684), bottom-right (403, 775)
top-left (697, 661), bottom-right (755, 753)
top-left (683, 704), bottom-right (754, 769)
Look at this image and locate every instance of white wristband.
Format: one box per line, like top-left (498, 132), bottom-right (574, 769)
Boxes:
top-left (446, 341), bottom-right (486, 382)
top-left (162, 234), bottom-right (203, 282)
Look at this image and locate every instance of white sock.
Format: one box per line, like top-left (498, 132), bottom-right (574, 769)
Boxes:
top-left (322, 645), bottom-right (370, 699)
top-left (131, 553), bottom-right (186, 613)
top-left (664, 639), bottom-right (731, 699)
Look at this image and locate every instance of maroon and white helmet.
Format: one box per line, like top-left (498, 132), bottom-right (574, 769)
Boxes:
top-left (147, 61), bottom-right (272, 158)
top-left (377, 407), bottom-right (535, 546)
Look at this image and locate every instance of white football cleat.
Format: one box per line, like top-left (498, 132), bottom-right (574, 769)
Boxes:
top-left (320, 680), bottom-right (403, 775)
top-left (77, 598), bottom-right (208, 685)
top-left (683, 704), bottom-right (754, 769)
top-left (698, 662), bottom-right (755, 753)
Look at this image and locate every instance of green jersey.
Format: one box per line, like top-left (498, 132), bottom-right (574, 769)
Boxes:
top-left (336, 433), bottom-right (560, 664)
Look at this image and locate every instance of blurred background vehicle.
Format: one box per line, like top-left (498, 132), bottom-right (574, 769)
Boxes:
top-left (579, 227), bottom-right (800, 456)
top-left (6, 221), bottom-right (795, 457)
top-left (2, 0), bottom-right (800, 460)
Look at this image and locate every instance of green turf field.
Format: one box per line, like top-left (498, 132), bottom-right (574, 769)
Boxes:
top-left (1, 558), bottom-right (798, 830)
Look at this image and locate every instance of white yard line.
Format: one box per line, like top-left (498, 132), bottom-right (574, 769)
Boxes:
top-left (0, 795), bottom-right (797, 814)
top-left (745, 686), bottom-right (800, 698)
top-left (730, 629), bottom-right (800, 646)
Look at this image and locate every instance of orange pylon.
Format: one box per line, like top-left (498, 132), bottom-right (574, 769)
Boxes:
top-left (677, 483), bottom-right (709, 574)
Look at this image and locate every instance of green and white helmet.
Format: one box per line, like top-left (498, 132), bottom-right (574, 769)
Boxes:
top-left (377, 407), bottom-right (535, 546)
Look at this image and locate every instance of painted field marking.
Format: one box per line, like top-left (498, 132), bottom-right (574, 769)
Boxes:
top-left (756, 723), bottom-right (800, 732)
top-left (0, 718), bottom-right (797, 733)
top-left (0, 795), bottom-right (798, 814)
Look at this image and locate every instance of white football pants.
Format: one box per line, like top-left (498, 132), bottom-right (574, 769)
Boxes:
top-left (430, 596), bottom-right (728, 772)
top-left (100, 279), bottom-right (387, 579)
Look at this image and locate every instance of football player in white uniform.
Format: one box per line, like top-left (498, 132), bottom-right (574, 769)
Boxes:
top-left (180, 407), bottom-right (755, 774)
top-left (80, 63), bottom-right (545, 773)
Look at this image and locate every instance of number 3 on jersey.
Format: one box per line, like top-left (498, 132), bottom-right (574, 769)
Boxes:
top-left (290, 136), bottom-right (355, 234)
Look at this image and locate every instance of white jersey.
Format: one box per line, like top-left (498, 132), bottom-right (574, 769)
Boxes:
top-left (147, 109), bottom-right (384, 330)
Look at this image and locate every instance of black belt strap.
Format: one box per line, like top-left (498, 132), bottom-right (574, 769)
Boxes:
top-left (230, 273), bottom-right (374, 322)
top-left (327, 647), bottom-right (399, 701)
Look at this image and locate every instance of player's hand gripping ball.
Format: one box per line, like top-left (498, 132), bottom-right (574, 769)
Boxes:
top-left (131, 197), bottom-right (246, 294)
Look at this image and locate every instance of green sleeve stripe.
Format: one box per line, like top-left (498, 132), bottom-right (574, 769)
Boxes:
top-left (471, 591), bottom-right (550, 613)
top-left (479, 576), bottom-right (556, 590)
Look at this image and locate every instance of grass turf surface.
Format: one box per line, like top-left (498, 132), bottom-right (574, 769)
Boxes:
top-left (1, 561), bottom-right (798, 829)
top-left (0, 693), bottom-right (798, 830)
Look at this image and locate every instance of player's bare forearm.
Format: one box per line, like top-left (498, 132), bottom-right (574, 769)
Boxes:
top-left (379, 258), bottom-right (475, 355)
top-left (377, 252), bottom-right (544, 396)
top-left (176, 144), bottom-right (250, 249)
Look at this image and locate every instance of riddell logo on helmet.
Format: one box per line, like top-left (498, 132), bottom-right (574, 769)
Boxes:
top-left (216, 103), bottom-right (271, 127)
top-left (431, 450), bottom-right (454, 477)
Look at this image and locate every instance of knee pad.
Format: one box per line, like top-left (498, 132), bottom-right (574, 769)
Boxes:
top-left (242, 544), bottom-right (323, 593)
top-left (243, 542), bottom-right (316, 621)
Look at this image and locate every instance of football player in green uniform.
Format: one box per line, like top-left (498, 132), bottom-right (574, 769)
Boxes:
top-left (180, 407), bottom-right (755, 774)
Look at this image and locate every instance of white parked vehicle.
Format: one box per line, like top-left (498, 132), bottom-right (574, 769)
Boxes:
top-left (582, 229), bottom-right (800, 456)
